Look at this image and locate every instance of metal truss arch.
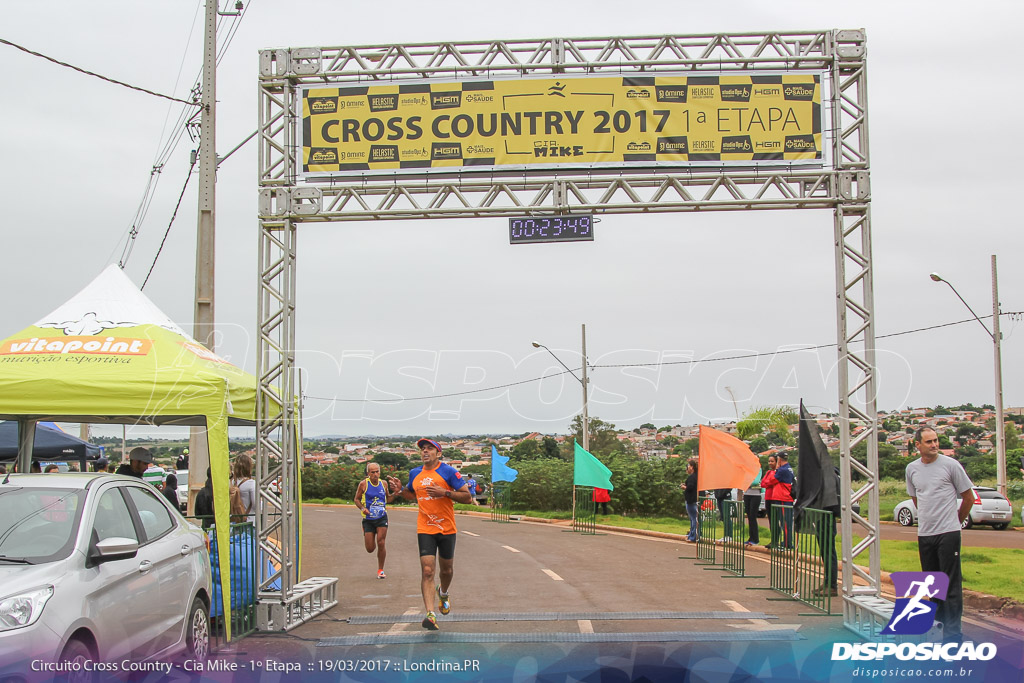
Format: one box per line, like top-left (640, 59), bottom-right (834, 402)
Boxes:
top-left (256, 29), bottom-right (881, 636)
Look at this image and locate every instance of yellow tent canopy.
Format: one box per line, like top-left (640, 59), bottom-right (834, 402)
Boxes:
top-left (0, 265), bottom-right (268, 638)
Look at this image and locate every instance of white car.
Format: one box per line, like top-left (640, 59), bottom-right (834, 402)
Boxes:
top-left (0, 473), bottom-right (212, 675)
top-left (893, 487), bottom-right (1013, 530)
top-left (176, 469), bottom-right (190, 511)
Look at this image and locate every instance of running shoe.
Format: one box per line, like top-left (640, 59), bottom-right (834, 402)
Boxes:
top-left (421, 611), bottom-right (439, 630)
top-left (436, 585), bottom-right (451, 615)
top-left (377, 570), bottom-right (386, 579)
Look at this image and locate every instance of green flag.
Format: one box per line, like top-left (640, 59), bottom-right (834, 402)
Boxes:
top-left (573, 441), bottom-right (614, 490)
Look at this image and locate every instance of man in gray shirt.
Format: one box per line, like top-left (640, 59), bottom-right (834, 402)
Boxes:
top-left (905, 426), bottom-right (974, 641)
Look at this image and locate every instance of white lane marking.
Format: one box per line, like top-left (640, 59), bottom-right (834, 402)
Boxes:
top-left (577, 620), bottom-right (594, 633)
top-left (387, 607), bottom-right (421, 633)
top-left (461, 530), bottom-right (480, 537)
top-left (501, 545), bottom-right (520, 553)
top-left (542, 569), bottom-right (563, 581)
top-left (723, 599), bottom-right (802, 631)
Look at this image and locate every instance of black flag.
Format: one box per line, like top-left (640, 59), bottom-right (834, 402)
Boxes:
top-left (795, 400), bottom-right (838, 519)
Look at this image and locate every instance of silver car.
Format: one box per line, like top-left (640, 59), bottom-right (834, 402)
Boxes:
top-left (0, 473), bottom-right (212, 676)
top-left (893, 486), bottom-right (1014, 530)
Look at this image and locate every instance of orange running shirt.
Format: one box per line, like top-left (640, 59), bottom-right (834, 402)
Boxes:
top-left (406, 462), bottom-right (464, 535)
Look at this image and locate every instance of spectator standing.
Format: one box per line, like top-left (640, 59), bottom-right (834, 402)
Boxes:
top-left (681, 458), bottom-right (700, 542)
top-left (743, 470), bottom-right (763, 546)
top-left (905, 427), bottom-right (974, 642)
top-left (44, 463), bottom-right (59, 473)
top-left (761, 455), bottom-right (781, 548)
top-left (232, 454), bottom-right (256, 524)
top-left (92, 458), bottom-right (108, 473)
top-left (115, 447), bottom-right (154, 479)
top-left (194, 467), bottom-right (215, 529)
top-left (162, 472), bottom-right (179, 508)
top-left (774, 453), bottom-right (795, 548)
top-left (592, 487), bottom-right (611, 515)
top-left (714, 488), bottom-right (736, 542)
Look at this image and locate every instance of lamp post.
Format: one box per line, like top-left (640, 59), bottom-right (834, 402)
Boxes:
top-left (930, 256), bottom-right (1006, 496)
top-left (531, 323), bottom-right (590, 451)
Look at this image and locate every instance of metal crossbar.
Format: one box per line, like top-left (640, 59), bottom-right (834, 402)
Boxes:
top-left (317, 630), bottom-right (804, 646)
top-left (347, 610), bottom-right (779, 624)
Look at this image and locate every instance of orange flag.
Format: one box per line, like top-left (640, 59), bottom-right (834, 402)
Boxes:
top-left (696, 425), bottom-right (761, 491)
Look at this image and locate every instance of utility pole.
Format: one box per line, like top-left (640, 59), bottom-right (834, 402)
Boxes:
top-left (992, 255), bottom-right (1006, 497)
top-left (581, 323), bottom-right (590, 452)
top-left (188, 0), bottom-right (219, 513)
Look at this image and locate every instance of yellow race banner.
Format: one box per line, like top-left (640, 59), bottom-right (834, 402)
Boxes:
top-left (301, 73), bottom-right (821, 175)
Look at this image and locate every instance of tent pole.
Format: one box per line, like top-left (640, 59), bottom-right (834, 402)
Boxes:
top-left (17, 419), bottom-right (35, 473)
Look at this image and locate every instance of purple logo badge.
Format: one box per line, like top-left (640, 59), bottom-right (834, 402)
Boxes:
top-left (882, 571), bottom-right (949, 635)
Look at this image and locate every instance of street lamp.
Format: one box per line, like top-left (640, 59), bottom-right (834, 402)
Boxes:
top-left (531, 324), bottom-right (590, 452)
top-left (930, 257), bottom-right (1006, 496)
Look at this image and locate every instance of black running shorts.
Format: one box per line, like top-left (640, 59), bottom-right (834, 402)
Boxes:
top-left (361, 515), bottom-right (388, 534)
top-left (417, 532), bottom-right (456, 559)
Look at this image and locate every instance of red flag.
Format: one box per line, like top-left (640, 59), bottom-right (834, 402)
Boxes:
top-left (696, 425), bottom-right (761, 491)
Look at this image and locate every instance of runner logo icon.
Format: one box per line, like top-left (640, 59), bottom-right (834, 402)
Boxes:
top-left (882, 571), bottom-right (949, 635)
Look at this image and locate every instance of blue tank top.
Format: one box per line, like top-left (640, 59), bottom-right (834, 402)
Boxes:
top-left (363, 478), bottom-right (387, 520)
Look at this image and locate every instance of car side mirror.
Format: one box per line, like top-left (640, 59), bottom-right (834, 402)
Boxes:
top-left (90, 537), bottom-right (139, 564)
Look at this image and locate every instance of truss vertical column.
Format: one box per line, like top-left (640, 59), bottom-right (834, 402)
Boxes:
top-left (830, 28), bottom-right (888, 637)
top-left (257, 59), bottom-right (337, 630)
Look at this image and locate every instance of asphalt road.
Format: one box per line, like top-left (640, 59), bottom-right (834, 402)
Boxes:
top-left (218, 505), bottom-right (1024, 681)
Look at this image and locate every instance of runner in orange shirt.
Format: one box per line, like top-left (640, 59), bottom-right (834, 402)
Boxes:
top-left (387, 438), bottom-right (472, 630)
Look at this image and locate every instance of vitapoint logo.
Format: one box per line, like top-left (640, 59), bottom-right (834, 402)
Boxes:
top-left (831, 572), bottom-right (998, 663)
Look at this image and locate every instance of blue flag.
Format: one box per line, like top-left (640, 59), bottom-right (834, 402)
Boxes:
top-left (491, 445), bottom-right (518, 483)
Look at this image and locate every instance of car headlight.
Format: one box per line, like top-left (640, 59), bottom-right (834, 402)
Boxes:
top-left (0, 586), bottom-right (54, 631)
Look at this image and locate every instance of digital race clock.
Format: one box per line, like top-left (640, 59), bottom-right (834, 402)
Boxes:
top-left (508, 214), bottom-right (594, 245)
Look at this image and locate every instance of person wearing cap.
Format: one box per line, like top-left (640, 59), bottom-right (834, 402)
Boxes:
top-left (92, 458), bottom-right (109, 473)
top-left (387, 438), bottom-right (472, 631)
top-left (115, 447), bottom-right (154, 479)
top-left (176, 447), bottom-right (190, 471)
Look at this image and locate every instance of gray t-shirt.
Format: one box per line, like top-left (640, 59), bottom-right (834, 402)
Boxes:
top-left (905, 454), bottom-right (973, 537)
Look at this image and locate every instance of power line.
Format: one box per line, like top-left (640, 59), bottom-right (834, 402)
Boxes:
top-left (113, 0), bottom-right (252, 271)
top-left (303, 313), bottom-right (1021, 404)
top-left (0, 37), bottom-right (200, 106)
top-left (141, 157), bottom-right (197, 290)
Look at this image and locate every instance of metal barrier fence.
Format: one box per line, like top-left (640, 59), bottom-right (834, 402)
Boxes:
top-left (695, 496), bottom-right (717, 564)
top-left (794, 508), bottom-right (835, 614)
top-left (188, 516), bottom-right (259, 648)
top-left (490, 484), bottom-right (512, 523)
top-left (766, 506), bottom-right (834, 614)
top-left (767, 503), bottom-right (796, 594)
top-left (572, 486), bottom-right (597, 534)
top-left (721, 500), bottom-right (746, 577)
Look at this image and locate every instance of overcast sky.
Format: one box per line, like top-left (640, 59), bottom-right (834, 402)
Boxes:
top-left (3, 1), bottom-right (1023, 438)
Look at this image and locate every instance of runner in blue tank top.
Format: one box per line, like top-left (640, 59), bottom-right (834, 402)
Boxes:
top-left (354, 462), bottom-right (398, 578)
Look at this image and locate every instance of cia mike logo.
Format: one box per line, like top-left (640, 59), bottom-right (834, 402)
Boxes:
top-left (882, 571), bottom-right (949, 635)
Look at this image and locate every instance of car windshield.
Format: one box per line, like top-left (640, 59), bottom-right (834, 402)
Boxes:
top-left (0, 487), bottom-right (86, 563)
top-left (977, 490), bottom-right (1004, 500)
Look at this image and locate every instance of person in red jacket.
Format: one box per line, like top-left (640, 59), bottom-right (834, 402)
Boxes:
top-left (592, 487), bottom-right (611, 515)
top-left (761, 454), bottom-right (795, 549)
